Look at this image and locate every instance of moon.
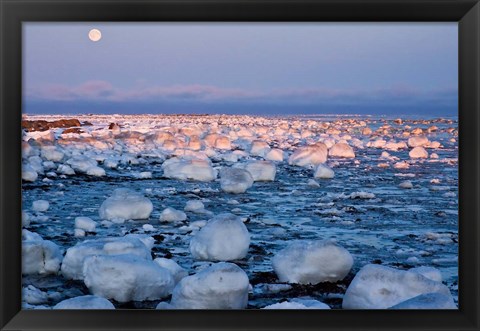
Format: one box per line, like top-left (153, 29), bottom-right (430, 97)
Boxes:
top-left (88, 29), bottom-right (102, 42)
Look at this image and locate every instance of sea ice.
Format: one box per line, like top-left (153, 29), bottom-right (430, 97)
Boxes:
top-left (190, 213), bottom-right (250, 261)
top-left (408, 136), bottom-right (430, 148)
top-left (22, 230), bottom-right (62, 275)
top-left (170, 262), bottom-right (249, 309)
top-left (66, 155), bottom-right (99, 173)
top-left (40, 146), bottom-right (64, 162)
top-left (314, 164), bottom-right (335, 179)
top-left (153, 258), bottom-right (188, 284)
top-left (32, 200), bottom-right (49, 212)
top-left (184, 200), bottom-right (205, 213)
top-left (328, 142), bottom-right (355, 158)
top-left (242, 161), bottom-right (276, 181)
top-left (162, 157), bottom-right (217, 182)
top-left (22, 163), bottom-right (38, 182)
top-left (272, 240), bottom-right (353, 284)
top-left (409, 147), bottom-right (429, 159)
top-left (53, 295), bottom-right (115, 309)
top-left (342, 264), bottom-right (454, 309)
top-left (389, 293), bottom-right (456, 309)
top-left (23, 285), bottom-right (49, 305)
top-left (262, 298), bottom-right (330, 309)
top-left (160, 207), bottom-right (187, 222)
top-left (220, 168), bottom-right (254, 194)
top-left (265, 148), bottom-right (284, 162)
top-left (83, 254), bottom-right (174, 302)
top-left (99, 188), bottom-right (153, 221)
top-left (288, 143), bottom-right (328, 167)
top-left (75, 216), bottom-right (97, 232)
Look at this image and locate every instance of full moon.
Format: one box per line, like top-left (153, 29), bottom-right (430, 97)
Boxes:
top-left (88, 29), bottom-right (102, 42)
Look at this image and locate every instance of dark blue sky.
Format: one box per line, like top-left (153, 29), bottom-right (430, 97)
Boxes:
top-left (23, 23), bottom-right (458, 115)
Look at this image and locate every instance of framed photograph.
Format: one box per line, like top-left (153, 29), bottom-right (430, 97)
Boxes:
top-left (1, 0), bottom-right (479, 330)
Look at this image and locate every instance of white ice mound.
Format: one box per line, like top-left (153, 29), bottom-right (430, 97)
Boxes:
top-left (408, 266), bottom-right (443, 282)
top-left (184, 200), bottom-right (205, 213)
top-left (53, 295), bottom-right (115, 309)
top-left (162, 157), bottom-right (217, 182)
top-left (389, 293), bottom-right (456, 309)
top-left (83, 254), bottom-right (175, 302)
top-left (190, 213), bottom-right (250, 261)
top-left (160, 207), bottom-right (187, 222)
top-left (342, 264), bottom-right (453, 309)
top-left (328, 142), bottom-right (355, 158)
top-left (409, 147), bottom-right (429, 159)
top-left (66, 155), bottom-right (99, 173)
top-left (408, 136), bottom-right (430, 148)
top-left (250, 140), bottom-right (271, 157)
top-left (272, 240), bottom-right (353, 285)
top-left (263, 298), bottom-right (330, 309)
top-left (75, 217), bottom-right (97, 232)
top-left (61, 235), bottom-right (152, 280)
top-left (22, 229), bottom-right (62, 275)
top-left (314, 164), bottom-right (335, 179)
top-left (40, 146), bottom-right (64, 162)
top-left (220, 168), bottom-right (254, 194)
top-left (22, 163), bottom-right (38, 182)
top-left (170, 262), bottom-right (249, 309)
top-left (154, 258), bottom-right (188, 284)
top-left (32, 200), bottom-right (49, 212)
top-left (265, 148), bottom-right (284, 162)
top-left (243, 161), bottom-right (276, 181)
top-left (99, 188), bottom-right (153, 221)
top-left (288, 143), bottom-right (328, 167)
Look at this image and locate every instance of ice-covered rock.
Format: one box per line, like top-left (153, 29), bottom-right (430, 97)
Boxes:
top-left (99, 188), bottom-right (153, 221)
top-left (22, 230), bottom-right (62, 275)
top-left (409, 147), bottom-right (429, 159)
top-left (220, 168), bottom-right (254, 194)
top-left (408, 136), bottom-right (430, 148)
top-left (314, 164), bottom-right (335, 179)
top-left (22, 163), bottom-right (38, 182)
top-left (288, 143), bottom-right (328, 167)
top-left (160, 207), bottom-right (187, 222)
top-left (272, 240), bottom-right (353, 284)
top-left (154, 258), bottom-right (188, 284)
top-left (263, 298), bottom-right (330, 309)
top-left (61, 236), bottom-right (152, 280)
top-left (32, 200), bottom-right (49, 212)
top-left (389, 293), bottom-right (456, 309)
top-left (83, 254), bottom-right (175, 302)
top-left (190, 213), bottom-right (250, 261)
top-left (170, 262), bottom-right (249, 309)
top-left (329, 142), bottom-right (355, 158)
top-left (74, 217), bottom-right (97, 232)
top-left (342, 264), bottom-right (453, 309)
top-left (162, 157), bottom-right (217, 182)
top-left (53, 295), bottom-right (115, 309)
top-left (242, 161), bottom-right (276, 181)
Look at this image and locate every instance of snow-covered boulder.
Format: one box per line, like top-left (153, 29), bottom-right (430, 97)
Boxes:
top-left (242, 161), bottom-right (276, 181)
top-left (272, 240), bottom-right (353, 284)
top-left (154, 258), bottom-right (188, 284)
top-left (263, 298), bottom-right (330, 309)
top-left (220, 168), bottom-right (254, 194)
top-left (342, 264), bottom-right (453, 309)
top-left (389, 293), bottom-right (456, 309)
top-left (160, 207), bottom-right (187, 222)
top-left (99, 188), bottom-right (153, 221)
top-left (409, 147), bottom-right (429, 159)
top-left (32, 200), bottom-right (49, 212)
top-left (190, 213), bottom-right (250, 261)
top-left (75, 217), bottom-right (97, 232)
top-left (328, 143), bottom-right (355, 158)
top-left (162, 157), bottom-right (217, 182)
top-left (408, 136), bottom-right (429, 148)
top-left (53, 295), bottom-right (115, 309)
top-left (314, 164), bottom-right (334, 179)
top-left (22, 230), bottom-right (62, 275)
top-left (83, 254), bottom-right (175, 302)
top-left (288, 143), bottom-right (328, 167)
top-left (170, 262), bottom-right (249, 309)
top-left (61, 236), bottom-right (152, 280)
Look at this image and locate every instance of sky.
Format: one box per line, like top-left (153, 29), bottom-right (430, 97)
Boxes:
top-left (23, 23), bottom-right (458, 115)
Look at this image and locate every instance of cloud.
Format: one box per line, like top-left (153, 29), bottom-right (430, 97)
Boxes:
top-left (25, 80), bottom-right (457, 106)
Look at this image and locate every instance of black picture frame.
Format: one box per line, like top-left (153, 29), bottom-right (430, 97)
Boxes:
top-left (1, 0), bottom-right (479, 330)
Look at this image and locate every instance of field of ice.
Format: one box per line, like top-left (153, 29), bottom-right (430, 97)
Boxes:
top-left (21, 114), bottom-right (458, 309)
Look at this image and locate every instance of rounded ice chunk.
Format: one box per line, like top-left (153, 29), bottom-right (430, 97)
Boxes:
top-left (40, 146), bottom-right (64, 162)
top-left (61, 236), bottom-right (152, 280)
top-left (243, 161), bottom-right (276, 181)
top-left (75, 216), bottom-right (97, 232)
top-left (154, 258), bottom-right (188, 284)
top-left (99, 188), bottom-right (153, 221)
top-left (170, 262), bottom-right (249, 309)
top-left (83, 254), bottom-right (175, 302)
top-left (399, 180), bottom-right (413, 189)
top-left (314, 164), bottom-right (335, 179)
top-left (160, 207), bottom-right (187, 222)
top-left (288, 143), bottom-right (328, 167)
top-left (272, 240), bottom-right (353, 284)
top-left (265, 148), bottom-right (284, 162)
top-left (22, 230), bottom-right (62, 275)
top-left (162, 157), bottom-right (217, 182)
top-left (190, 213), bottom-right (250, 261)
top-left (32, 200), bottom-right (49, 212)
top-left (389, 293), bottom-right (456, 309)
top-left (262, 299), bottom-right (330, 309)
top-left (409, 147), bottom-right (429, 159)
top-left (184, 200), bottom-right (205, 213)
top-left (328, 143), bottom-right (355, 158)
top-left (408, 136), bottom-right (430, 148)
top-left (408, 266), bottom-right (443, 282)
top-left (342, 264), bottom-right (453, 309)
top-left (22, 163), bottom-right (38, 182)
top-left (220, 168), bottom-right (254, 194)
top-left (66, 155), bottom-right (98, 173)
top-left (53, 295), bottom-right (115, 309)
